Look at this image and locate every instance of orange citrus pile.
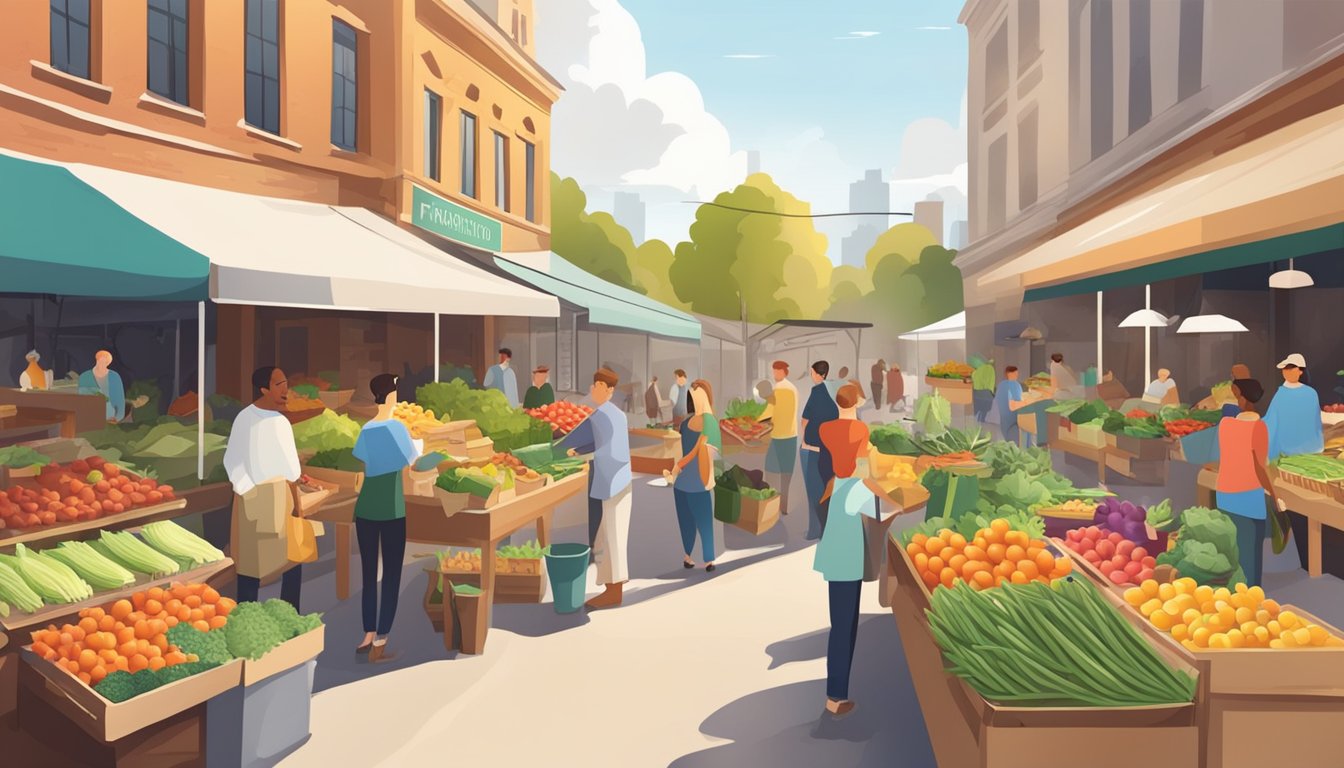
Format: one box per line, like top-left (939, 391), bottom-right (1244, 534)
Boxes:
top-left (907, 518), bottom-right (1073, 591)
top-left (1124, 578), bottom-right (1344, 650)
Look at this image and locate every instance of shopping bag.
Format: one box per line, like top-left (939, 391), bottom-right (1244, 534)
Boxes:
top-left (714, 486), bottom-right (742, 524)
top-left (1269, 496), bottom-right (1292, 555)
top-left (286, 514), bottom-right (319, 563)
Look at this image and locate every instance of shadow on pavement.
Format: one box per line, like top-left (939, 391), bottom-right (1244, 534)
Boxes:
top-left (668, 615), bottom-right (935, 768)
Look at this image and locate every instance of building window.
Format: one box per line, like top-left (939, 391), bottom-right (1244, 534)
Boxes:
top-left (1018, 109), bottom-right (1039, 209)
top-left (985, 23), bottom-right (1008, 105)
top-left (511, 9), bottom-right (519, 39)
top-left (1089, 0), bottom-right (1114, 160)
top-left (331, 19), bottom-right (358, 151)
top-left (1177, 0), bottom-right (1204, 100)
top-left (494, 132), bottom-right (509, 211)
top-left (147, 0), bottom-right (189, 105)
top-left (520, 15), bottom-right (528, 47)
top-left (50, 0), bottom-right (91, 80)
top-left (1018, 0), bottom-right (1040, 74)
top-left (460, 111), bottom-right (478, 198)
top-left (524, 140), bottom-right (536, 223)
top-left (245, 0), bottom-right (281, 135)
top-left (987, 135), bottom-right (1007, 232)
top-left (423, 90), bottom-right (442, 181)
top-left (1128, 0), bottom-right (1152, 134)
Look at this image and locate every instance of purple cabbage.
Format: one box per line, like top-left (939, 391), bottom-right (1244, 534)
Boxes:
top-left (1093, 497), bottom-right (1149, 544)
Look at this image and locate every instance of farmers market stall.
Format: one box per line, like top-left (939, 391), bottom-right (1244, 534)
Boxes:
top-left (0, 389), bottom-right (108, 440)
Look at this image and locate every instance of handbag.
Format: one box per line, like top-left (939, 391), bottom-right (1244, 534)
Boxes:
top-left (287, 513), bottom-right (319, 564)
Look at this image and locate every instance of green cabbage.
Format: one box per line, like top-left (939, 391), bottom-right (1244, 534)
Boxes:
top-left (914, 392), bottom-right (952, 436)
top-left (291, 409), bottom-right (361, 452)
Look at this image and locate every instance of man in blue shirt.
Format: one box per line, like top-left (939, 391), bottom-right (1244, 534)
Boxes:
top-left (564, 368), bottom-right (633, 610)
top-left (800, 361), bottom-right (840, 540)
top-left (994, 365), bottom-right (1028, 446)
top-left (483, 348), bottom-right (520, 407)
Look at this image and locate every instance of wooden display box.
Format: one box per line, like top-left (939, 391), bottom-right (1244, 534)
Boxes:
top-left (924, 376), bottom-right (972, 405)
top-left (1104, 451), bottom-right (1168, 484)
top-left (1114, 433), bottom-right (1172, 461)
top-left (19, 648), bottom-right (242, 742)
top-left (301, 465), bottom-right (365, 493)
top-left (440, 569), bottom-right (545, 604)
top-left (732, 495), bottom-right (780, 535)
top-left (241, 626), bottom-right (325, 687)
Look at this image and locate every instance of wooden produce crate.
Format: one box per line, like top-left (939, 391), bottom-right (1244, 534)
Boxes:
top-left (1116, 433), bottom-right (1174, 461)
top-left (1275, 468), bottom-right (1344, 504)
top-left (886, 549), bottom-right (1199, 768)
top-left (1104, 450), bottom-right (1168, 485)
top-left (301, 464), bottom-right (364, 493)
top-left (439, 569), bottom-right (545, 604)
top-left (924, 376), bottom-right (972, 405)
top-left (19, 648), bottom-right (242, 742)
top-left (241, 626), bottom-right (324, 687)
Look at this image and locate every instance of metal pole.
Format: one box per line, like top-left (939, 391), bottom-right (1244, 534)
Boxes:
top-left (1144, 284), bottom-right (1152, 385)
top-left (1096, 291), bottom-right (1103, 381)
top-left (433, 314), bottom-right (440, 383)
top-left (197, 301), bottom-right (205, 481)
top-left (173, 319), bottom-right (181, 399)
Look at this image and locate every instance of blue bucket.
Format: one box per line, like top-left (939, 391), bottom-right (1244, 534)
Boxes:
top-left (544, 543), bottom-right (591, 614)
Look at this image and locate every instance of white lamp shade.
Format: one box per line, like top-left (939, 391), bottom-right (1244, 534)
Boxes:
top-left (1176, 314), bottom-right (1249, 334)
top-left (1268, 269), bottom-right (1314, 289)
top-left (1118, 309), bottom-right (1170, 328)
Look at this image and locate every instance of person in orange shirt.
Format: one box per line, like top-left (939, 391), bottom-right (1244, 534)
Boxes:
top-left (1215, 379), bottom-right (1285, 587)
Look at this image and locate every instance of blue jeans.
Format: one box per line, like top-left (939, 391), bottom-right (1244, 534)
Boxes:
top-left (1000, 415), bottom-right (1022, 447)
top-left (674, 489), bottom-right (715, 562)
top-left (800, 450), bottom-right (830, 540)
top-left (237, 564), bottom-right (302, 611)
top-left (827, 580), bottom-right (862, 701)
top-left (356, 517), bottom-right (407, 636)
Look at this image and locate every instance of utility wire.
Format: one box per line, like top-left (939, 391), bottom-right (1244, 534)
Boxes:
top-left (681, 201), bottom-right (914, 218)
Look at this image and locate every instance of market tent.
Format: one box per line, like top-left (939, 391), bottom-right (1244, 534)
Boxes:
top-left (981, 101), bottom-right (1344, 296)
top-left (494, 253), bottom-right (700, 341)
top-left (0, 150), bottom-right (208, 300)
top-left (898, 311), bottom-right (967, 341)
top-left (69, 165), bottom-right (559, 317)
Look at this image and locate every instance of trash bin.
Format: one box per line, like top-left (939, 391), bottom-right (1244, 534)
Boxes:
top-left (545, 543), bottom-right (591, 614)
top-left (207, 660), bottom-right (315, 768)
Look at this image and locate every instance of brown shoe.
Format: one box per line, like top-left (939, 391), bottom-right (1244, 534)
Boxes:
top-left (585, 582), bottom-right (624, 610)
top-left (826, 699), bottom-right (856, 717)
top-left (368, 640), bottom-right (388, 662)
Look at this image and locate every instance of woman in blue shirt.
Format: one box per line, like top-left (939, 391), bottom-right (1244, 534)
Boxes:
top-left (669, 381), bottom-right (717, 572)
top-left (994, 366), bottom-right (1027, 446)
top-left (352, 374), bottom-right (422, 661)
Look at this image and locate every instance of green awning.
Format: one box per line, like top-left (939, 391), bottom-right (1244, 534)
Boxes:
top-left (1023, 223), bottom-right (1344, 302)
top-left (0, 153), bottom-right (209, 300)
top-left (495, 254), bottom-right (701, 341)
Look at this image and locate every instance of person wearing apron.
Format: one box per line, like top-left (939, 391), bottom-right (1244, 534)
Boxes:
top-left (352, 374), bottom-right (422, 661)
top-left (565, 368), bottom-right (633, 610)
top-left (223, 367), bottom-right (305, 609)
top-left (814, 382), bottom-right (885, 717)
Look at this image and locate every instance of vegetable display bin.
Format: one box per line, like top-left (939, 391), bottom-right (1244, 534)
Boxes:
top-left (206, 659), bottom-right (315, 768)
top-left (544, 543), bottom-right (591, 614)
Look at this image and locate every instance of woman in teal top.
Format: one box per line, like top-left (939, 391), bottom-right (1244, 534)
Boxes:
top-left (78, 350), bottom-right (127, 422)
top-left (352, 373), bottom-right (421, 661)
top-left (669, 381), bottom-right (717, 572)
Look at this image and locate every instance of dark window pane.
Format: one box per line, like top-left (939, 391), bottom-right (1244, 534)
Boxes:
top-left (246, 0), bottom-right (260, 36)
top-left (331, 20), bottom-right (359, 150)
top-left (69, 0), bottom-right (88, 20)
top-left (524, 142), bottom-right (536, 222)
top-left (245, 73), bottom-right (263, 125)
top-left (148, 10), bottom-right (169, 42)
top-left (52, 0), bottom-right (67, 14)
top-left (51, 16), bottom-right (69, 72)
top-left (262, 0), bottom-right (277, 37)
top-left (263, 43), bottom-right (277, 75)
top-left (70, 26), bottom-right (88, 78)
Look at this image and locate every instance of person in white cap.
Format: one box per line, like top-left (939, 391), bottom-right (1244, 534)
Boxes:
top-left (19, 350), bottom-right (52, 391)
top-left (1264, 353), bottom-right (1323, 459)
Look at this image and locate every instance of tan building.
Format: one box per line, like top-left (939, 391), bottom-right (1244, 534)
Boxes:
top-left (0, 0), bottom-right (561, 399)
top-left (957, 0), bottom-right (1344, 394)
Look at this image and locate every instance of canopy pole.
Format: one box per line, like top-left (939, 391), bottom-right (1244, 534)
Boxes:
top-left (433, 314), bottom-right (440, 383)
top-left (1096, 292), bottom-right (1103, 381)
top-left (1144, 284), bottom-right (1152, 386)
top-left (197, 301), bottom-right (205, 481)
top-left (173, 319), bottom-right (181, 399)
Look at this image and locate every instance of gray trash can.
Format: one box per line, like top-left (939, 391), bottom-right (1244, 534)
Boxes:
top-left (207, 660), bottom-right (315, 768)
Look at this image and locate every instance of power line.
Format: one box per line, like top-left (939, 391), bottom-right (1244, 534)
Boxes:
top-left (680, 201), bottom-right (915, 219)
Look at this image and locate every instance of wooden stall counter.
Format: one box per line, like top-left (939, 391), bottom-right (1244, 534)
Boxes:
top-left (0, 389), bottom-right (108, 439)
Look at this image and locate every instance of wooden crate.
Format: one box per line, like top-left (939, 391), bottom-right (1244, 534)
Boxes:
top-left (241, 626), bottom-right (324, 687)
top-left (440, 569), bottom-right (545, 604)
top-left (925, 376), bottom-right (972, 405)
top-left (1116, 433), bottom-right (1174, 461)
top-left (732, 495), bottom-right (780, 535)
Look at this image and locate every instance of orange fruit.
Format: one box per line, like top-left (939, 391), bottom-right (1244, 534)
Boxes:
top-left (948, 533), bottom-right (968, 550)
top-left (939, 567), bottom-right (957, 589)
top-left (948, 554), bottom-right (968, 573)
top-left (921, 570), bottom-right (940, 589)
top-left (972, 571), bottom-right (994, 589)
top-left (995, 561), bottom-right (1015, 579)
top-left (129, 654), bottom-right (149, 672)
top-left (78, 649), bottom-right (98, 672)
top-left (148, 656), bottom-right (166, 671)
top-left (1010, 571), bottom-right (1030, 585)
top-left (110, 599), bottom-right (133, 621)
top-left (907, 542), bottom-right (923, 559)
top-left (1017, 560), bottom-right (1040, 580)
top-left (964, 546), bottom-right (986, 563)
top-left (1005, 545), bottom-right (1027, 563)
top-left (209, 616), bottom-right (227, 630)
top-left (987, 544), bottom-right (1006, 564)
top-left (927, 556), bottom-right (945, 574)
top-left (144, 599), bottom-right (163, 616)
top-left (1036, 551), bottom-right (1056, 575)
top-left (78, 617), bottom-right (98, 635)
top-left (924, 537), bottom-right (944, 556)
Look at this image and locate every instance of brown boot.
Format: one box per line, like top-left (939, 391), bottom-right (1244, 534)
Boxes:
top-left (585, 582), bottom-right (624, 610)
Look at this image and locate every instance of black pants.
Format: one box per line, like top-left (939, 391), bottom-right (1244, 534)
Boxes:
top-left (827, 580), bottom-right (862, 701)
top-left (237, 564), bottom-right (302, 611)
top-left (356, 517), bottom-right (407, 636)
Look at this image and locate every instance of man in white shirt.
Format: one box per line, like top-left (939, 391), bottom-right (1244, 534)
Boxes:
top-left (483, 348), bottom-right (520, 407)
top-left (223, 366), bottom-right (305, 609)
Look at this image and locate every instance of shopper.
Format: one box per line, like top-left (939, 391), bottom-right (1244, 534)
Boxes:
top-left (814, 383), bottom-right (886, 717)
top-left (223, 366), bottom-right (305, 610)
top-left (351, 374), bottom-right (422, 661)
top-left (994, 366), bottom-right (1029, 447)
top-left (669, 370), bottom-right (690, 428)
top-left (1216, 379), bottom-right (1285, 587)
top-left (758, 361), bottom-right (799, 516)
top-left (800, 361), bottom-right (840, 540)
top-left (565, 368), bottom-right (633, 610)
top-left (870, 360), bottom-right (886, 410)
top-left (1265, 354), bottom-right (1324, 460)
top-left (483, 348), bottom-right (520, 407)
top-left (887, 364), bottom-right (905, 412)
top-left (669, 380), bottom-right (717, 571)
top-left (523, 366), bottom-right (555, 409)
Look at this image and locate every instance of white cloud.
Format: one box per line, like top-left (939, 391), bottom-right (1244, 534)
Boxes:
top-left (888, 93), bottom-right (969, 238)
top-left (535, 0), bottom-right (747, 200)
top-left (915, 25), bottom-right (952, 31)
top-left (723, 53), bottom-right (775, 59)
top-left (834, 31), bottom-right (881, 40)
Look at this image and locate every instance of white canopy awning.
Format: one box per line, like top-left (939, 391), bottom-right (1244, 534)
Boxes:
top-left (70, 165), bottom-right (559, 317)
top-left (899, 311), bottom-right (966, 341)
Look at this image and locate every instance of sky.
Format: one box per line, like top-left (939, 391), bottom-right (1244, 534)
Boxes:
top-left (535, 0), bottom-right (969, 258)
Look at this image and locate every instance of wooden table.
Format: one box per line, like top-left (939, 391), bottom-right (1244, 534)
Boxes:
top-left (309, 472), bottom-right (587, 603)
top-left (0, 389), bottom-right (107, 438)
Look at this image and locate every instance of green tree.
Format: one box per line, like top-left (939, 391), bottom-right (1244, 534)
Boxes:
top-left (825, 223), bottom-right (963, 332)
top-left (550, 174), bottom-right (640, 292)
top-left (670, 173), bottom-right (832, 323)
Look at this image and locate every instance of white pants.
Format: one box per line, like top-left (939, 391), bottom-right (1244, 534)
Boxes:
top-left (593, 485), bottom-right (633, 585)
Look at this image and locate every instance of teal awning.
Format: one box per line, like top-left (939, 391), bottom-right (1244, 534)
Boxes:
top-left (495, 254), bottom-right (701, 341)
top-left (1023, 223), bottom-right (1344, 303)
top-left (0, 152), bottom-right (209, 300)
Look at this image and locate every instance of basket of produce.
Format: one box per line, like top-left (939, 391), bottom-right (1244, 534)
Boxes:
top-left (489, 451), bottom-right (546, 495)
top-left (301, 447), bottom-right (365, 492)
top-left (527, 401), bottom-right (594, 436)
top-left (713, 465), bottom-right (779, 534)
top-left (1274, 454), bottom-right (1344, 502)
top-left (434, 466), bottom-right (504, 510)
top-left (720, 417), bottom-right (771, 448)
top-left (895, 517), bottom-right (1074, 607)
top-left (432, 547), bottom-right (546, 604)
top-left (1058, 526), bottom-right (1163, 588)
top-left (416, 380), bottom-right (554, 454)
top-left (925, 361), bottom-right (973, 382)
top-left (0, 457), bottom-right (180, 533)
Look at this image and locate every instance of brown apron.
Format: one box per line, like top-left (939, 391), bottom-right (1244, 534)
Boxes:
top-left (230, 479), bottom-right (293, 579)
